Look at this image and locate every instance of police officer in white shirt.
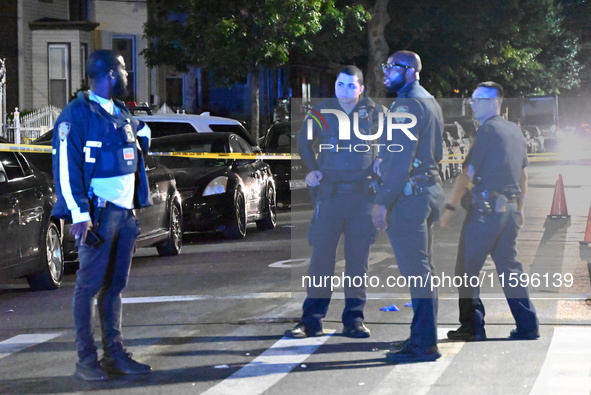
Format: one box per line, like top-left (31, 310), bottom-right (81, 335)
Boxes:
top-left (52, 50), bottom-right (152, 381)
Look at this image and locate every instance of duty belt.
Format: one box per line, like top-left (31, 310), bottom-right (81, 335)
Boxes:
top-left (471, 189), bottom-right (519, 217)
top-left (334, 182), bottom-right (364, 194)
top-left (490, 191), bottom-right (518, 203)
top-left (93, 196), bottom-right (109, 208)
top-left (411, 170), bottom-right (442, 185)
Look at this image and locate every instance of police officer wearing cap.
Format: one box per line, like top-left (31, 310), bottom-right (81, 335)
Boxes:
top-left (372, 50), bottom-right (445, 363)
top-left (52, 50), bottom-right (152, 381)
top-left (440, 81), bottom-right (539, 342)
top-left (285, 65), bottom-right (383, 339)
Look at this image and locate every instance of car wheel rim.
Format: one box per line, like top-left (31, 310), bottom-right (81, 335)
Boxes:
top-left (269, 187), bottom-right (277, 225)
top-left (237, 194), bottom-right (246, 234)
top-left (46, 225), bottom-right (63, 281)
top-left (172, 205), bottom-right (182, 250)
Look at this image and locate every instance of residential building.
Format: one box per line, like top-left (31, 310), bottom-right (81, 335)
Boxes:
top-left (0, 0), bottom-right (150, 113)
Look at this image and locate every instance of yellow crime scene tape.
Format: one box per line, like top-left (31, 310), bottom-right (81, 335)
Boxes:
top-left (0, 143), bottom-right (52, 154)
top-left (1, 143), bottom-right (590, 163)
top-left (149, 151), bottom-right (295, 160)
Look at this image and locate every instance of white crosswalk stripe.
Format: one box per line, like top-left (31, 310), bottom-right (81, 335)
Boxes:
top-left (1, 326), bottom-right (591, 394)
top-left (0, 334), bottom-right (60, 360)
top-left (202, 330), bottom-right (335, 395)
top-left (369, 328), bottom-right (464, 395)
top-left (530, 327), bottom-right (591, 395)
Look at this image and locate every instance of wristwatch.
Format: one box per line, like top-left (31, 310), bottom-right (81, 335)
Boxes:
top-left (445, 203), bottom-right (456, 211)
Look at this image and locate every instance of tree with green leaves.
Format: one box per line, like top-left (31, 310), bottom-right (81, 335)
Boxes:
top-left (368, 0), bottom-right (581, 97)
top-left (143, 0), bottom-right (370, 141)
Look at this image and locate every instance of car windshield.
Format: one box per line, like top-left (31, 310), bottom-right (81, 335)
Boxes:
top-left (266, 128), bottom-right (292, 153)
top-left (145, 121), bottom-right (197, 137)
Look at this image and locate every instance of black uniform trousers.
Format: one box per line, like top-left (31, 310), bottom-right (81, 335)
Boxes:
top-left (73, 203), bottom-right (139, 362)
top-left (385, 182), bottom-right (444, 352)
top-left (461, 202), bottom-right (539, 334)
top-left (301, 184), bottom-right (375, 330)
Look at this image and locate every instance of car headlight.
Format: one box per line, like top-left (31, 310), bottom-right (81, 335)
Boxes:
top-left (203, 176), bottom-right (228, 196)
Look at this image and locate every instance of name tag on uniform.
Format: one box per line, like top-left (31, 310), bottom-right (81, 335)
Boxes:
top-left (123, 148), bottom-right (135, 160)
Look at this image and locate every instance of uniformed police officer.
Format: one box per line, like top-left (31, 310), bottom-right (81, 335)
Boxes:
top-left (440, 81), bottom-right (539, 341)
top-left (52, 50), bottom-right (152, 381)
top-left (372, 50), bottom-right (445, 363)
top-left (285, 66), bottom-right (382, 339)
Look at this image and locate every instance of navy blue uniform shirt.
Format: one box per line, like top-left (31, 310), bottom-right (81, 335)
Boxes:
top-left (296, 97), bottom-right (380, 172)
top-left (467, 115), bottom-right (528, 194)
top-left (375, 81), bottom-right (444, 208)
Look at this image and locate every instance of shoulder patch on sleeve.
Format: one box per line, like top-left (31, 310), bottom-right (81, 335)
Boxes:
top-left (58, 122), bottom-right (71, 141)
top-left (392, 106), bottom-right (412, 123)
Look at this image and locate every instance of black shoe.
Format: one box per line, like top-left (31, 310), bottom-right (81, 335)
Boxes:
top-left (447, 326), bottom-right (486, 341)
top-left (509, 329), bottom-right (540, 340)
top-left (101, 352), bottom-right (151, 375)
top-left (284, 323), bottom-right (325, 339)
top-left (389, 338), bottom-right (410, 352)
top-left (386, 344), bottom-right (441, 364)
top-left (342, 322), bottom-right (371, 338)
top-left (74, 358), bottom-right (108, 381)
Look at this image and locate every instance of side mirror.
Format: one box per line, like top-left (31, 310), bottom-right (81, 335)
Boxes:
top-left (0, 170), bottom-right (6, 183)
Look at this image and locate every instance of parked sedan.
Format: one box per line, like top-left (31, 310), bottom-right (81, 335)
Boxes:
top-left (150, 133), bottom-right (276, 239)
top-left (0, 140), bottom-right (64, 290)
top-left (260, 121), bottom-right (309, 205)
top-left (25, 130), bottom-right (183, 260)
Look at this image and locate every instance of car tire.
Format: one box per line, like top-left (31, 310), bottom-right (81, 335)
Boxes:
top-left (157, 203), bottom-right (182, 256)
top-left (26, 221), bottom-right (64, 291)
top-left (256, 184), bottom-right (277, 231)
top-left (224, 191), bottom-right (247, 239)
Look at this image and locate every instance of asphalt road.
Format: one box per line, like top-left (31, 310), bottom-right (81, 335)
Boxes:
top-left (0, 160), bottom-right (590, 394)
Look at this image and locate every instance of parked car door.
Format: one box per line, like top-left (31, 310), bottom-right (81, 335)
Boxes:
top-left (135, 154), bottom-right (170, 237)
top-left (11, 154), bottom-right (46, 261)
top-left (229, 135), bottom-right (264, 215)
top-left (0, 153), bottom-right (21, 269)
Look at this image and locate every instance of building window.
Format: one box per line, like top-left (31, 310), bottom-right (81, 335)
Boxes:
top-left (166, 77), bottom-right (183, 107)
top-left (112, 36), bottom-right (136, 103)
top-left (48, 44), bottom-right (70, 108)
top-left (69, 0), bottom-right (89, 21)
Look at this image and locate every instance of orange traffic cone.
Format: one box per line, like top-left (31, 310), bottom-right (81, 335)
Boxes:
top-left (548, 174), bottom-right (570, 219)
top-left (580, 205), bottom-right (591, 245)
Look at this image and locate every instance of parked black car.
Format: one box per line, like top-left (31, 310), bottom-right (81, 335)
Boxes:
top-left (0, 139), bottom-right (64, 290)
top-left (25, 130), bottom-right (183, 259)
top-left (150, 132), bottom-right (276, 239)
top-left (259, 121), bottom-right (309, 205)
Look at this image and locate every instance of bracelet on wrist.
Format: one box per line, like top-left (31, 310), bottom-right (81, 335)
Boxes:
top-left (445, 203), bottom-right (456, 211)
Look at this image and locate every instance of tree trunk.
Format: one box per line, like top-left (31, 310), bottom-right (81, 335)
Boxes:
top-left (366, 0), bottom-right (391, 98)
top-left (250, 71), bottom-right (260, 143)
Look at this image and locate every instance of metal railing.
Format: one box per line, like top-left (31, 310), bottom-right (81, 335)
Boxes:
top-left (4, 106), bottom-right (61, 143)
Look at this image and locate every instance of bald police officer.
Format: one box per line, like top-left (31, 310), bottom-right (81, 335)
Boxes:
top-left (373, 50), bottom-right (445, 363)
top-left (440, 81), bottom-right (539, 341)
top-left (52, 50), bottom-right (152, 381)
